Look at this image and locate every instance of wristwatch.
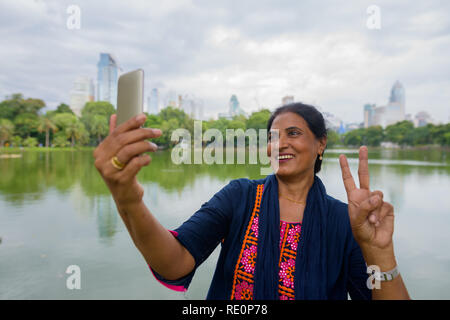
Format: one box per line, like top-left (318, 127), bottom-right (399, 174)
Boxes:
top-left (373, 265), bottom-right (400, 282)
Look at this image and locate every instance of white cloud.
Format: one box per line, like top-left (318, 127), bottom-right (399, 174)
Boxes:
top-left (0, 0), bottom-right (449, 123)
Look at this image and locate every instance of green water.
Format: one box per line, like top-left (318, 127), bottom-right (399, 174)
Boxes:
top-left (0, 148), bottom-right (449, 299)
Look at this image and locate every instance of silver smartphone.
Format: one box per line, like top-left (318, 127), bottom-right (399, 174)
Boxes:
top-left (116, 69), bottom-right (144, 127)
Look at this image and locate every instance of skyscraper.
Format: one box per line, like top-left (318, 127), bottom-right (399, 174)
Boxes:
top-left (363, 104), bottom-right (376, 128)
top-left (386, 80), bottom-right (405, 124)
top-left (389, 80), bottom-right (405, 105)
top-left (97, 53), bottom-right (119, 107)
top-left (364, 81), bottom-right (406, 128)
top-left (69, 76), bottom-right (94, 117)
top-left (229, 94), bottom-right (246, 117)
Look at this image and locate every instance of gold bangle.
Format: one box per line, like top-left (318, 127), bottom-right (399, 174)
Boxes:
top-left (111, 156), bottom-right (125, 170)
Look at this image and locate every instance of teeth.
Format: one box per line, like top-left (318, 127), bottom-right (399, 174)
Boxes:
top-left (277, 155), bottom-right (294, 160)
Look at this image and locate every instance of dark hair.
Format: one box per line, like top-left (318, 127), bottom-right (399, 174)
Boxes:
top-left (267, 102), bottom-right (327, 174)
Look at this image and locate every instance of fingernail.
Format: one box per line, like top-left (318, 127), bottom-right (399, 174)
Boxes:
top-left (370, 196), bottom-right (379, 205)
top-left (150, 142), bottom-right (158, 149)
top-left (152, 128), bottom-right (162, 135)
top-left (136, 114), bottom-right (146, 122)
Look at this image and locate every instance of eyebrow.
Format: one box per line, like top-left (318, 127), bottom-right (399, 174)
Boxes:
top-left (285, 126), bottom-right (303, 132)
top-left (270, 126), bottom-right (303, 132)
top-left (268, 126), bottom-right (304, 138)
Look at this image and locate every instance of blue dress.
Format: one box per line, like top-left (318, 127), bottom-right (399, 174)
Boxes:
top-left (151, 175), bottom-right (372, 300)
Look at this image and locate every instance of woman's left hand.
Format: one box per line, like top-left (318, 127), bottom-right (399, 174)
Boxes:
top-left (339, 146), bottom-right (394, 251)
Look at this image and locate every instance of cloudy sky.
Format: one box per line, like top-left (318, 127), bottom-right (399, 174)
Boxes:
top-left (0, 0), bottom-right (449, 123)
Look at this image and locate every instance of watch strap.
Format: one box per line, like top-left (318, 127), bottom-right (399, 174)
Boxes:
top-left (374, 265), bottom-right (400, 282)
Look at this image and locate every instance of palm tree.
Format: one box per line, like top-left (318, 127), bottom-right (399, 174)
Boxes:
top-left (65, 121), bottom-right (86, 147)
top-left (37, 116), bottom-right (58, 147)
top-left (90, 114), bottom-right (109, 145)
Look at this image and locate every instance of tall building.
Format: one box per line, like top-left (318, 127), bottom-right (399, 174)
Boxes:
top-left (363, 81), bottom-right (406, 128)
top-left (229, 94), bottom-right (246, 117)
top-left (147, 88), bottom-right (159, 115)
top-left (176, 93), bottom-right (204, 120)
top-left (389, 80), bottom-right (405, 105)
top-left (165, 90), bottom-right (177, 108)
top-left (97, 53), bottom-right (119, 107)
top-left (385, 80), bottom-right (405, 124)
top-left (282, 96), bottom-right (294, 105)
top-left (363, 104), bottom-right (376, 128)
top-left (414, 111), bottom-right (433, 127)
top-left (69, 76), bottom-right (94, 117)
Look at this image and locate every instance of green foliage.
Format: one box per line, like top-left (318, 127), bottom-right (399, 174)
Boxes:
top-left (344, 128), bottom-right (364, 146)
top-left (13, 113), bottom-right (39, 138)
top-left (55, 103), bottom-right (74, 114)
top-left (52, 132), bottom-right (70, 147)
top-left (0, 94), bottom-right (45, 121)
top-left (11, 135), bottom-right (23, 147)
top-left (366, 126), bottom-right (384, 146)
top-left (1, 94), bottom-right (449, 149)
top-left (326, 129), bottom-right (340, 148)
top-left (246, 109), bottom-right (271, 130)
top-left (385, 121), bottom-right (414, 146)
top-left (80, 101), bottom-right (115, 145)
top-left (23, 136), bottom-right (38, 148)
top-left (0, 118), bottom-right (15, 146)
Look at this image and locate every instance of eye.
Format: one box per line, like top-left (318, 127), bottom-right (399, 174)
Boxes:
top-left (288, 130), bottom-right (301, 136)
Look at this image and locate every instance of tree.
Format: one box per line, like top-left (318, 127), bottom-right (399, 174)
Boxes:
top-left (37, 115), bottom-right (58, 147)
top-left (65, 118), bottom-right (85, 147)
top-left (23, 136), bottom-right (38, 148)
top-left (13, 113), bottom-right (39, 138)
top-left (80, 101), bottom-right (115, 145)
top-left (90, 114), bottom-right (109, 145)
top-left (366, 126), bottom-right (384, 146)
top-left (326, 129), bottom-right (340, 147)
top-left (385, 121), bottom-right (414, 146)
top-left (52, 113), bottom-right (85, 147)
top-left (410, 124), bottom-right (432, 146)
top-left (52, 132), bottom-right (70, 147)
top-left (0, 118), bottom-right (14, 147)
top-left (55, 103), bottom-right (74, 114)
top-left (344, 128), bottom-right (364, 146)
top-left (81, 101), bottom-right (115, 119)
top-left (11, 136), bottom-right (22, 147)
top-left (21, 98), bottom-right (45, 115)
top-left (246, 109), bottom-right (271, 130)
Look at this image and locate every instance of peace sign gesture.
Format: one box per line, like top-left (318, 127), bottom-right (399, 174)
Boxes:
top-left (339, 146), bottom-right (394, 250)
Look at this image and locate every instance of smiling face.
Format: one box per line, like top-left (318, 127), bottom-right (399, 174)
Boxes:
top-left (267, 112), bottom-right (327, 178)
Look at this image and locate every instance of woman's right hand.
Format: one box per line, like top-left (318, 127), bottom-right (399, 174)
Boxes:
top-left (93, 113), bottom-right (162, 208)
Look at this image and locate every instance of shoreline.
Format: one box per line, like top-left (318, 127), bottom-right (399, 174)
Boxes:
top-left (1, 144), bottom-right (449, 154)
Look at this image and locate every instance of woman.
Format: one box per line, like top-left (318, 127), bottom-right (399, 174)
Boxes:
top-left (93, 103), bottom-right (410, 300)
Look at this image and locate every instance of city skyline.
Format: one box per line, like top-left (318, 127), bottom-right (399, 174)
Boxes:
top-left (1, 1), bottom-right (449, 124)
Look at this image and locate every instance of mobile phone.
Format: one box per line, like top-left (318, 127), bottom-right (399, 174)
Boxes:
top-left (116, 69), bottom-right (144, 127)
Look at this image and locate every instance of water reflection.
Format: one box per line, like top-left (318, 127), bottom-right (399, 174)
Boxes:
top-left (0, 148), bottom-right (449, 299)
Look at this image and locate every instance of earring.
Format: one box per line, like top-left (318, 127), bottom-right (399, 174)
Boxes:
top-left (319, 154), bottom-right (323, 160)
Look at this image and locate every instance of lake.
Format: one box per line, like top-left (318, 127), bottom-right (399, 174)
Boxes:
top-left (0, 147), bottom-right (449, 299)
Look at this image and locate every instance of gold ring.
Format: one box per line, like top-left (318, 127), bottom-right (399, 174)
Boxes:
top-left (111, 156), bottom-right (125, 170)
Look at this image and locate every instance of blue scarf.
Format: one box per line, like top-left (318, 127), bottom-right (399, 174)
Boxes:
top-left (253, 174), bottom-right (329, 300)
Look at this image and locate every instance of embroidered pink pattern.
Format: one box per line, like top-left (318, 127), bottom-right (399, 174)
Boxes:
top-left (286, 224), bottom-right (301, 251)
top-left (242, 245), bottom-right (257, 273)
top-left (232, 218), bottom-right (301, 300)
top-left (234, 280), bottom-right (253, 300)
top-left (278, 221), bottom-right (301, 300)
top-left (251, 216), bottom-right (259, 238)
top-left (279, 258), bottom-right (296, 289)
